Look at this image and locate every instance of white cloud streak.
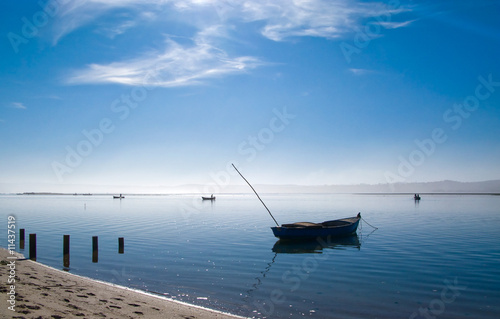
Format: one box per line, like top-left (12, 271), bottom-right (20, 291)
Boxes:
top-left (349, 68), bottom-right (373, 75)
top-left (67, 34), bottom-right (263, 87)
top-left (11, 102), bottom-right (27, 109)
top-left (52, 0), bottom-right (413, 87)
top-left (375, 19), bottom-right (417, 29)
top-left (51, 0), bottom-right (414, 42)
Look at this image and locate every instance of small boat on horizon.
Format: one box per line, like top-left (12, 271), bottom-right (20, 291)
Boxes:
top-left (414, 194), bottom-right (421, 200)
top-left (113, 194), bottom-right (125, 199)
top-left (202, 194), bottom-right (216, 200)
top-left (271, 213), bottom-right (361, 241)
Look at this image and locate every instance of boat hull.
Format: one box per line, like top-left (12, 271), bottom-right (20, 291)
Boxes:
top-left (271, 216), bottom-right (360, 240)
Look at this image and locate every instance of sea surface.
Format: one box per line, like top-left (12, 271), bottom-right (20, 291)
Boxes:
top-left (1, 193), bottom-right (499, 318)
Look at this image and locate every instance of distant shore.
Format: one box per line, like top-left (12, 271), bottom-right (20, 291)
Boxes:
top-left (6, 192), bottom-right (500, 196)
top-left (1, 179), bottom-right (499, 195)
top-left (0, 248), bottom-right (246, 319)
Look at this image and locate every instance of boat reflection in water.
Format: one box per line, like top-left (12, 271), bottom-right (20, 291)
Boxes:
top-left (243, 234), bottom-right (362, 306)
top-left (272, 234), bottom-right (361, 254)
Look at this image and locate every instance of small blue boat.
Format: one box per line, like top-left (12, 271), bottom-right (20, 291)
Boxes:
top-left (271, 213), bottom-right (361, 240)
top-left (231, 164), bottom-right (365, 241)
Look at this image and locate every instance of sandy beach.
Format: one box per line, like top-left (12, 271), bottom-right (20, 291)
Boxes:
top-left (0, 248), bottom-right (246, 319)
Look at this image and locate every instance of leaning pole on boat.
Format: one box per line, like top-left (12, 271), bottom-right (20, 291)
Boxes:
top-left (232, 164), bottom-right (280, 227)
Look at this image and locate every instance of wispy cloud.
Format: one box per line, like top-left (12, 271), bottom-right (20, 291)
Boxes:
top-left (96, 19), bottom-right (138, 39)
top-left (49, 0), bottom-right (413, 43)
top-left (67, 32), bottom-right (264, 87)
top-left (349, 68), bottom-right (374, 75)
top-left (51, 0), bottom-right (412, 87)
top-left (49, 0), bottom-right (144, 44)
top-left (240, 0), bottom-right (371, 41)
top-left (374, 19), bottom-right (417, 29)
top-left (166, 0), bottom-right (413, 41)
top-left (34, 94), bottom-right (62, 100)
top-left (10, 102), bottom-right (27, 109)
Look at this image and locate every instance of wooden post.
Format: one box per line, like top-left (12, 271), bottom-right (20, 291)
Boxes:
top-left (118, 237), bottom-right (124, 254)
top-left (92, 236), bottom-right (98, 263)
top-left (29, 233), bottom-right (37, 261)
top-left (20, 228), bottom-right (25, 249)
top-left (63, 235), bottom-right (70, 268)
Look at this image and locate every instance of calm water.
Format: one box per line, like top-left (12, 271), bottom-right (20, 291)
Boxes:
top-left (1, 194), bottom-right (499, 318)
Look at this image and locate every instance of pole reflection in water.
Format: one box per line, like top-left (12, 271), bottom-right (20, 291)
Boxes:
top-left (244, 234), bottom-right (364, 302)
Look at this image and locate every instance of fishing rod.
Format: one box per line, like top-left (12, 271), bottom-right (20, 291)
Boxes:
top-left (232, 164), bottom-right (280, 227)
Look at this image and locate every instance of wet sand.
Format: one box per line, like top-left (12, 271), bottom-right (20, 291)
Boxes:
top-left (0, 248), bottom-right (246, 318)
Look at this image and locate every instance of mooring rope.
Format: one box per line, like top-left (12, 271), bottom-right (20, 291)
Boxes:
top-left (360, 215), bottom-right (378, 230)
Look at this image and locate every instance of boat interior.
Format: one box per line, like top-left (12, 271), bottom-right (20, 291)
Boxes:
top-left (281, 219), bottom-right (354, 229)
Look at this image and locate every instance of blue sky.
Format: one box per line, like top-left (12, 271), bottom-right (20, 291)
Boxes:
top-left (1, 0), bottom-right (499, 192)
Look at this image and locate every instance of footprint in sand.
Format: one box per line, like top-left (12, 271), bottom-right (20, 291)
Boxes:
top-left (87, 292), bottom-right (96, 296)
top-left (99, 299), bottom-right (108, 303)
top-left (134, 311), bottom-right (144, 315)
top-left (108, 305), bottom-right (122, 309)
top-left (128, 303), bottom-right (141, 307)
top-left (77, 294), bottom-right (89, 298)
top-left (26, 305), bottom-right (41, 310)
top-left (93, 312), bottom-right (107, 317)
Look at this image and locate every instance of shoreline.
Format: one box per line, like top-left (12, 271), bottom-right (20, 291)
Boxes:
top-left (0, 247), bottom-right (247, 318)
top-left (3, 192), bottom-right (500, 196)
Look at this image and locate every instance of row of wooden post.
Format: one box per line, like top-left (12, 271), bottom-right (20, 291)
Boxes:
top-left (18, 229), bottom-right (124, 267)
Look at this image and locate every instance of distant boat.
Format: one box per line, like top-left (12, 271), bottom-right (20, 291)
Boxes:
top-left (271, 213), bottom-right (361, 241)
top-left (202, 194), bottom-right (215, 200)
top-left (113, 194), bottom-right (125, 199)
top-left (414, 194), bottom-right (421, 200)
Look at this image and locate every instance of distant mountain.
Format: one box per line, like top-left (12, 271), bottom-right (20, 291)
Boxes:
top-left (1, 180), bottom-right (499, 195)
top-left (377, 180), bottom-right (500, 194)
top-left (214, 180), bottom-right (500, 194)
